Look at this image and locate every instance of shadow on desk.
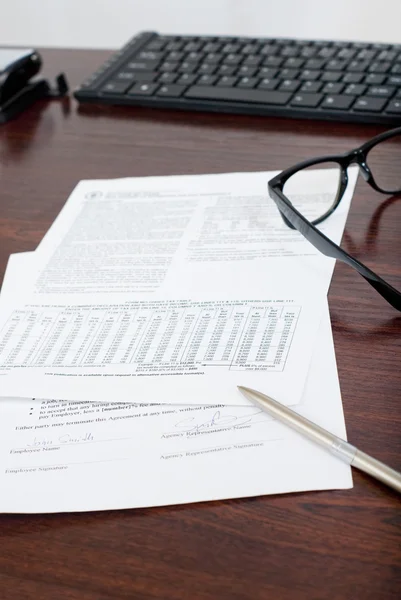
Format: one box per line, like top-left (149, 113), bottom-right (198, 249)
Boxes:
top-left (76, 101), bottom-right (386, 139)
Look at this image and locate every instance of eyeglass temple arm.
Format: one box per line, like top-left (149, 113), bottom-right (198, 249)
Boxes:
top-left (287, 208), bottom-right (401, 311)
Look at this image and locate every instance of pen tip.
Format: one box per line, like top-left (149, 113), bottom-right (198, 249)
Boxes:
top-left (237, 385), bottom-right (253, 393)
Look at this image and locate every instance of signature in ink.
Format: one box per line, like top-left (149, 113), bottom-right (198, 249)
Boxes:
top-left (174, 409), bottom-right (266, 433)
top-left (27, 432), bottom-right (94, 447)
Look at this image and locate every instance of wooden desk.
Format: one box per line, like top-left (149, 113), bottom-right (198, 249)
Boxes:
top-left (0, 49), bottom-right (400, 600)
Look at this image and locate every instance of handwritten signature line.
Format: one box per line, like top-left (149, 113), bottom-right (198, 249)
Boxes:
top-left (13, 436), bottom-right (132, 452)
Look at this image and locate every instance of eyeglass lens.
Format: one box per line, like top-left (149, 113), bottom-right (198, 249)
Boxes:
top-left (366, 132), bottom-right (401, 194)
top-left (282, 162), bottom-right (343, 223)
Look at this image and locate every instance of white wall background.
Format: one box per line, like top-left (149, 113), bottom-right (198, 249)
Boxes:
top-left (1, 0), bottom-right (400, 49)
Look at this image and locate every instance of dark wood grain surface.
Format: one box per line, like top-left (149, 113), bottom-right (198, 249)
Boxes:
top-left (0, 49), bottom-right (400, 600)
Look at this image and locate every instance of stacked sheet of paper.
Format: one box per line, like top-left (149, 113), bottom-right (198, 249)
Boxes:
top-left (0, 169), bottom-right (358, 512)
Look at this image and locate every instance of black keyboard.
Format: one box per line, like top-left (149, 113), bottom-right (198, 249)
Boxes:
top-left (75, 31), bottom-right (401, 125)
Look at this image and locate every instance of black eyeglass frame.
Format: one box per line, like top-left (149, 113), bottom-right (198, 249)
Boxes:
top-left (267, 126), bottom-right (401, 311)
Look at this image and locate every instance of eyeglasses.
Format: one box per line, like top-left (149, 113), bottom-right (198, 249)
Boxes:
top-left (268, 127), bottom-right (401, 311)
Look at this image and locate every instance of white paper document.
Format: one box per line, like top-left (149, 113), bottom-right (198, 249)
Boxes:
top-left (0, 305), bottom-right (352, 514)
top-left (0, 170), bottom-right (357, 406)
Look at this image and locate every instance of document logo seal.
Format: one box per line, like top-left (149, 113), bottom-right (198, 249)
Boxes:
top-left (85, 191), bottom-right (103, 199)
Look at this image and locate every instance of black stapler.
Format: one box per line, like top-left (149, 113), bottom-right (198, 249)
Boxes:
top-left (0, 48), bottom-right (69, 123)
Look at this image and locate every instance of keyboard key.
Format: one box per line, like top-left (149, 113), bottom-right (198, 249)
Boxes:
top-left (259, 67), bottom-right (278, 78)
top-left (326, 59), bottom-right (348, 71)
top-left (243, 55), bottom-right (262, 66)
top-left (377, 50), bottom-right (397, 61)
top-left (238, 65), bottom-right (257, 76)
top-left (342, 72), bottom-right (364, 83)
top-left (177, 73), bottom-right (197, 85)
top-left (321, 95), bottom-right (355, 110)
top-left (295, 39), bottom-right (314, 47)
top-left (260, 44), bottom-right (278, 56)
top-left (121, 71), bottom-right (157, 82)
top-left (385, 99), bottom-right (401, 113)
top-left (279, 68), bottom-right (299, 79)
top-left (184, 41), bottom-right (202, 52)
top-left (364, 73), bottom-right (386, 85)
top-left (300, 81), bottom-right (322, 92)
top-left (257, 78), bottom-right (279, 90)
top-left (391, 64), bottom-right (401, 74)
top-left (368, 61), bottom-right (391, 73)
top-left (218, 65), bottom-right (236, 75)
top-left (305, 58), bottom-right (325, 70)
top-left (291, 93), bottom-right (323, 107)
top-left (237, 76), bottom-right (258, 88)
top-left (367, 85), bottom-right (395, 97)
top-left (222, 43), bottom-right (241, 53)
top-left (320, 71), bottom-right (341, 82)
top-left (159, 36), bottom-right (178, 44)
top-left (242, 44), bottom-right (260, 55)
top-left (115, 71), bottom-right (137, 82)
top-left (160, 61), bottom-right (179, 72)
top-left (165, 51), bottom-right (183, 62)
top-left (127, 82), bottom-right (159, 95)
top-left (146, 40), bottom-right (166, 51)
top-left (197, 74), bottom-right (218, 85)
top-left (158, 72), bottom-right (177, 83)
top-left (322, 82), bottom-right (344, 94)
top-left (372, 43), bottom-right (390, 50)
top-left (352, 42), bottom-right (371, 49)
top-left (185, 86), bottom-right (292, 105)
top-left (263, 56), bottom-right (284, 67)
top-left (279, 79), bottom-right (301, 92)
top-left (348, 60), bottom-right (370, 72)
top-left (127, 60), bottom-right (160, 71)
top-left (216, 36), bottom-right (237, 43)
top-left (224, 53), bottom-right (243, 65)
top-left (204, 53), bottom-right (222, 64)
top-left (387, 75), bottom-right (401, 85)
top-left (216, 76), bottom-right (237, 87)
top-left (280, 46), bottom-right (299, 57)
top-left (178, 62), bottom-right (197, 73)
top-left (156, 84), bottom-right (187, 97)
top-left (138, 51), bottom-right (164, 61)
top-left (344, 83), bottom-right (366, 95)
top-left (301, 46), bottom-right (318, 58)
top-left (356, 49), bottom-right (376, 61)
top-left (203, 42), bottom-right (222, 53)
top-left (101, 81), bottom-right (131, 94)
top-left (317, 47), bottom-right (336, 58)
top-left (164, 41), bottom-right (182, 51)
top-left (299, 69), bottom-right (321, 81)
top-left (337, 48), bottom-right (356, 59)
top-left (198, 63), bottom-right (217, 74)
top-left (284, 57), bottom-right (304, 68)
top-left (186, 52), bottom-right (204, 63)
top-left (314, 41), bottom-right (331, 48)
top-left (353, 96), bottom-right (387, 112)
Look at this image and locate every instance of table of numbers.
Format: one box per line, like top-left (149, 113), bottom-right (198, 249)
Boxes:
top-left (0, 301), bottom-right (300, 373)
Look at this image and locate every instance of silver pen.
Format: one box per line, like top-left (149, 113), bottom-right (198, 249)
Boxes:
top-left (238, 386), bottom-right (401, 494)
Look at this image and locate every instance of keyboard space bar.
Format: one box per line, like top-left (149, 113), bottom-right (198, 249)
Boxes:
top-left (184, 86), bottom-right (292, 105)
